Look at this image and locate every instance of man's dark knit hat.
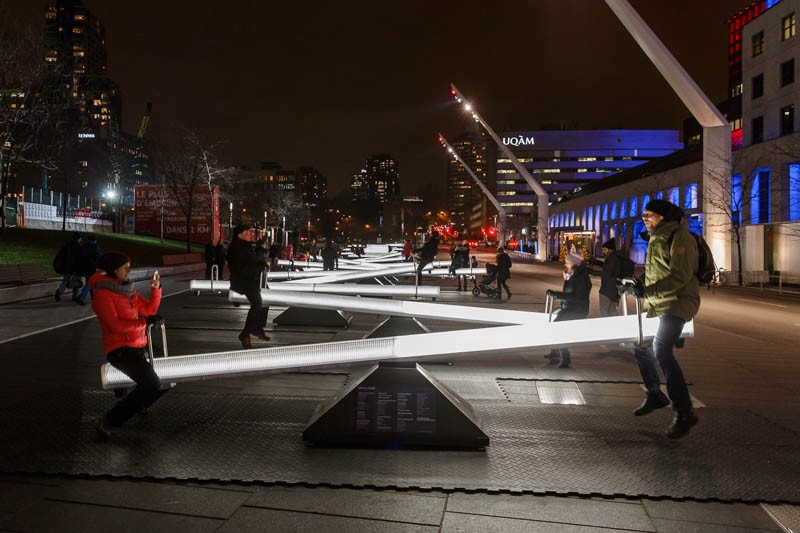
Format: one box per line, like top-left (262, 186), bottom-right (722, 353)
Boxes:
top-left (601, 238), bottom-right (616, 250)
top-left (98, 252), bottom-right (130, 275)
top-left (644, 199), bottom-right (684, 221)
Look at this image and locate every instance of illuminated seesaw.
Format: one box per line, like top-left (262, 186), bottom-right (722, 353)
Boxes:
top-left (100, 314), bottom-right (693, 389)
top-left (228, 289), bottom-right (538, 325)
top-left (189, 282), bottom-right (441, 298)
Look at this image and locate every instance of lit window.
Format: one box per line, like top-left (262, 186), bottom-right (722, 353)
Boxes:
top-left (577, 157), bottom-right (597, 162)
top-left (782, 13), bottom-right (796, 41)
top-left (730, 176), bottom-right (742, 224)
top-left (789, 164), bottom-right (800, 221)
top-left (753, 30), bottom-right (765, 56)
top-left (72, 27), bottom-right (82, 34)
top-left (751, 169), bottom-right (771, 224)
top-left (780, 105), bottom-right (794, 135)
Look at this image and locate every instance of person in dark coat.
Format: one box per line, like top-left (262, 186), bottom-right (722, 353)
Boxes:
top-left (54, 232), bottom-right (84, 302)
top-left (547, 250), bottom-right (592, 368)
top-left (321, 241), bottom-right (338, 271)
top-left (413, 230), bottom-right (440, 285)
top-left (495, 246), bottom-right (512, 300)
top-left (450, 240), bottom-right (470, 291)
top-left (589, 238), bottom-right (623, 317)
top-left (75, 235), bottom-right (100, 305)
top-left (204, 240), bottom-right (215, 280)
top-left (227, 225), bottom-right (269, 348)
top-left (215, 240), bottom-right (226, 280)
top-left (268, 243), bottom-right (280, 270)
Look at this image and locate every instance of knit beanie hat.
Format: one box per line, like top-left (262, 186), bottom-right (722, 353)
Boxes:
top-left (98, 252), bottom-right (130, 276)
top-left (644, 199), bottom-right (683, 221)
top-left (601, 238), bottom-right (616, 251)
top-left (565, 251), bottom-right (584, 266)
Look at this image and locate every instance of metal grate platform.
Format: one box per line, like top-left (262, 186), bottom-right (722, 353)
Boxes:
top-left (1, 389), bottom-right (798, 502)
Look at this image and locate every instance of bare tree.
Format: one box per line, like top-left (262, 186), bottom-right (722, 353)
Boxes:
top-left (156, 130), bottom-right (231, 252)
top-left (0, 13), bottom-right (57, 230)
top-left (702, 147), bottom-right (773, 284)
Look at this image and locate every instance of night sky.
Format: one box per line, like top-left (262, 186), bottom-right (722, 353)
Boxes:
top-left (9, 1), bottom-right (743, 202)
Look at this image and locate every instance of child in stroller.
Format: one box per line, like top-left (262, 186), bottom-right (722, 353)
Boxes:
top-left (472, 262), bottom-right (500, 298)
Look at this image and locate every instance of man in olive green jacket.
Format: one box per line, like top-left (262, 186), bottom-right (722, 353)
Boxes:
top-left (628, 199), bottom-right (700, 439)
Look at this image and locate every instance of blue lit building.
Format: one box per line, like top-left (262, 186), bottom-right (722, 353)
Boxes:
top-left (496, 130), bottom-right (683, 215)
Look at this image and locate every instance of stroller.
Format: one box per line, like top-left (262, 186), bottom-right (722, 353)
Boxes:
top-left (472, 262), bottom-right (499, 298)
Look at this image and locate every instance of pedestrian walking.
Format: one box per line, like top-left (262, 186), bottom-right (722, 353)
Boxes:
top-left (625, 199), bottom-right (700, 439)
top-left (321, 241), bottom-right (338, 271)
top-left (589, 238), bottom-right (624, 317)
top-left (215, 240), bottom-right (226, 280)
top-left (451, 240), bottom-right (470, 291)
top-left (91, 252), bottom-right (166, 439)
top-left (546, 250), bottom-right (591, 368)
top-left (495, 246), bottom-right (512, 300)
top-left (413, 230), bottom-right (440, 285)
top-left (268, 242), bottom-right (280, 271)
top-left (227, 225), bottom-right (269, 348)
top-left (255, 238), bottom-right (271, 333)
top-left (402, 239), bottom-right (412, 262)
top-left (75, 234), bottom-right (100, 305)
top-left (53, 232), bottom-right (84, 302)
top-left (204, 240), bottom-right (215, 280)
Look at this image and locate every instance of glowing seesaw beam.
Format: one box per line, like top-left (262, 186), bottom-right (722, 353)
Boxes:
top-left (402, 268), bottom-right (487, 277)
top-left (100, 315), bottom-right (694, 389)
top-left (230, 290), bottom-right (550, 325)
top-left (283, 262), bottom-right (450, 284)
top-left (277, 260), bottom-right (378, 271)
top-left (233, 284), bottom-right (440, 298)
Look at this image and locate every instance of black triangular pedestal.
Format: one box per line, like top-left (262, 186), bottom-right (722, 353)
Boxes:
top-left (364, 316), bottom-right (430, 339)
top-left (302, 363), bottom-right (489, 448)
top-left (272, 307), bottom-right (353, 327)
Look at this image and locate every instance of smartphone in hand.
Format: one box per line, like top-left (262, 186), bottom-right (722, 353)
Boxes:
top-left (152, 270), bottom-right (161, 288)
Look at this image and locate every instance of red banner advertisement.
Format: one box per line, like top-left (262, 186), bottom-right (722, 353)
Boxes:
top-left (134, 185), bottom-right (220, 244)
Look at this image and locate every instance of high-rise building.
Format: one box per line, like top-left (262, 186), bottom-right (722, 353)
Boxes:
top-left (445, 133), bottom-right (493, 233)
top-left (350, 154), bottom-right (400, 204)
top-left (298, 166), bottom-right (327, 205)
top-left (44, 0), bottom-right (120, 138)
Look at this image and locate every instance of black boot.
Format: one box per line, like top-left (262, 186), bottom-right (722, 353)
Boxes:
top-left (633, 391), bottom-right (670, 416)
top-left (666, 410), bottom-right (698, 439)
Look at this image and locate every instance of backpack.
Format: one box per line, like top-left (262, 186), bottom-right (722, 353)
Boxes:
top-left (668, 230), bottom-right (717, 285)
top-left (616, 252), bottom-right (635, 278)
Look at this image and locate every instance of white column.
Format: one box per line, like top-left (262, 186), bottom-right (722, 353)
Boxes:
top-left (605, 0), bottom-right (732, 269)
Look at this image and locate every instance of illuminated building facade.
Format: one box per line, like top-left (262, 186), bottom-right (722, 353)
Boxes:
top-left (298, 166), bottom-right (327, 204)
top-left (496, 130), bottom-right (683, 215)
top-left (350, 154), bottom-right (399, 204)
top-left (445, 133), bottom-right (493, 233)
top-left (44, 0), bottom-right (120, 138)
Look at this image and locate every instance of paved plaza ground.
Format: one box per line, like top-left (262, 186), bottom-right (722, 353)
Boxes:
top-left (1, 252), bottom-right (798, 532)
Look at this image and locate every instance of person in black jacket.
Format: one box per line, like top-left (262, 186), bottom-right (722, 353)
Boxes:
top-left (321, 241), bottom-right (338, 271)
top-left (226, 225), bottom-right (269, 348)
top-left (204, 241), bottom-right (215, 280)
top-left (547, 250), bottom-right (592, 368)
top-left (54, 232), bottom-right (84, 302)
top-left (215, 240), bottom-right (226, 280)
top-left (495, 246), bottom-right (512, 300)
top-left (589, 238), bottom-right (623, 317)
top-left (75, 235), bottom-right (100, 305)
top-left (413, 230), bottom-right (440, 285)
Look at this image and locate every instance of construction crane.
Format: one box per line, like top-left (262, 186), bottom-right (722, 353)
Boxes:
top-left (137, 102), bottom-right (152, 139)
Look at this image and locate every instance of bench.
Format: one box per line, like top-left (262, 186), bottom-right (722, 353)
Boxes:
top-left (0, 263), bottom-right (48, 285)
top-left (161, 253), bottom-right (203, 266)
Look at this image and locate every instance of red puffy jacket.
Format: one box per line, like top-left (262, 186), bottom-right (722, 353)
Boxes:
top-left (89, 272), bottom-right (162, 355)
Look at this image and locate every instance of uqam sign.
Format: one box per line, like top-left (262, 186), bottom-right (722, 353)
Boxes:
top-left (502, 135), bottom-right (535, 146)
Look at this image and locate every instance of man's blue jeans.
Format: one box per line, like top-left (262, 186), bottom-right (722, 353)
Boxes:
top-left (633, 314), bottom-right (692, 412)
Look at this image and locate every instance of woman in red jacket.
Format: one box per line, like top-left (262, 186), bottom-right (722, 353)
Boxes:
top-left (90, 252), bottom-right (165, 439)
